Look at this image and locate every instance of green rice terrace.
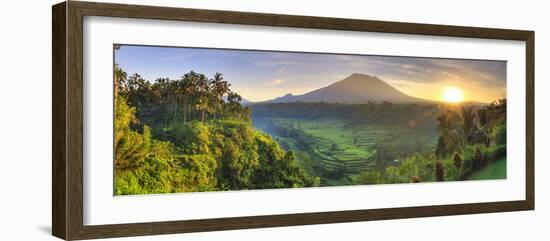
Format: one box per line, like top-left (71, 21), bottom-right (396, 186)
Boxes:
top-left (251, 99), bottom-right (507, 186)
top-left (252, 117), bottom-right (439, 185)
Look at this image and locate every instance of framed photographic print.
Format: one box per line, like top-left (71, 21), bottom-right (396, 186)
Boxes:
top-left (52, 1), bottom-right (534, 240)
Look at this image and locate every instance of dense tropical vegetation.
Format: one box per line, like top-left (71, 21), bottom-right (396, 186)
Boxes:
top-left (114, 66), bottom-right (317, 195)
top-left (251, 100), bottom-right (506, 186)
top-left (354, 99), bottom-right (507, 184)
top-left (114, 64), bottom-right (506, 195)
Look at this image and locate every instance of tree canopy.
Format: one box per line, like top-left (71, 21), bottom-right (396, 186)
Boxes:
top-left (114, 67), bottom-right (316, 195)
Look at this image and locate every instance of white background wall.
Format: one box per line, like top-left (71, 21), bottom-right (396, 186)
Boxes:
top-left (0, 0), bottom-right (547, 240)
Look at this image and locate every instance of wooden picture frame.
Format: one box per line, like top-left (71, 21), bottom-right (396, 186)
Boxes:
top-left (52, 1), bottom-right (534, 240)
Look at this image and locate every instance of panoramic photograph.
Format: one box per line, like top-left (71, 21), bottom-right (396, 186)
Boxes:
top-left (113, 44), bottom-right (507, 195)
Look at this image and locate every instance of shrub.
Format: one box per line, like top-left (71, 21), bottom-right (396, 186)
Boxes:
top-left (492, 121), bottom-right (506, 146)
top-left (356, 171), bottom-right (384, 185)
top-left (385, 166), bottom-right (408, 184)
top-left (435, 161), bottom-right (445, 182)
top-left (487, 144), bottom-right (506, 161)
top-left (410, 175), bottom-right (422, 183)
top-left (453, 153), bottom-right (462, 170)
top-left (114, 157), bottom-right (174, 195)
top-left (462, 144), bottom-right (489, 171)
top-left (474, 147), bottom-right (483, 170)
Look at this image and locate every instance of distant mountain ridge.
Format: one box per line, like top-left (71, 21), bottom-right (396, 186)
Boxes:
top-left (269, 73), bottom-right (430, 104)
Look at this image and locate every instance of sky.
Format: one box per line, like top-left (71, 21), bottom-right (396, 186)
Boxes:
top-left (115, 45), bottom-right (507, 103)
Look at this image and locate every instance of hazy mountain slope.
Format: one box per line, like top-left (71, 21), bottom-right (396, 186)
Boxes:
top-left (271, 73), bottom-right (430, 103)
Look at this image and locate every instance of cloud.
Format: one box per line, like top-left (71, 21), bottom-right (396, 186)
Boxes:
top-left (265, 79), bottom-right (284, 86)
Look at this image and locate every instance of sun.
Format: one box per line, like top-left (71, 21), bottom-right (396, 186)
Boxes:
top-left (442, 86), bottom-right (464, 103)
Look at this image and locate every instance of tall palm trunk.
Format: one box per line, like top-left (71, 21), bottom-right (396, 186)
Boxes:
top-left (183, 98), bottom-right (187, 123)
top-left (114, 76), bottom-right (119, 100)
top-left (173, 95), bottom-right (179, 120)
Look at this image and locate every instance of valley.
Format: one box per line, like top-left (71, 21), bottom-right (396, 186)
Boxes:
top-left (252, 117), bottom-right (439, 185)
top-left (248, 73), bottom-right (506, 186)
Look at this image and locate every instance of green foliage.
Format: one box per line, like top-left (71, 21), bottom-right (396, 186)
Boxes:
top-left (113, 67), bottom-right (316, 194)
top-left (492, 121), bottom-right (506, 146)
top-left (453, 153), bottom-right (462, 170)
top-left (441, 158), bottom-right (459, 181)
top-left (116, 69), bottom-right (250, 126)
top-left (254, 117), bottom-right (438, 185)
top-left (357, 100), bottom-right (507, 185)
top-left (115, 158), bottom-right (173, 195)
top-left (252, 102), bottom-right (441, 128)
top-left (173, 154), bottom-right (218, 192)
top-left (253, 136), bottom-right (313, 189)
top-left (355, 171), bottom-right (384, 185)
top-left (114, 97), bottom-right (189, 194)
top-left (114, 97), bottom-right (172, 171)
top-left (460, 144), bottom-right (502, 172)
top-left (435, 100), bottom-right (506, 157)
top-left (209, 120), bottom-right (260, 190)
top-left (384, 152), bottom-right (436, 183)
top-left (486, 144), bottom-right (506, 162)
top-left (161, 121), bottom-right (211, 154)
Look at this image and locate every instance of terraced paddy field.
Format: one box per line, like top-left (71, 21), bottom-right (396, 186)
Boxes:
top-left (253, 117), bottom-right (439, 184)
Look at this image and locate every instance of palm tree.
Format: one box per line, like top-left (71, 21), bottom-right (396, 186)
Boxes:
top-left (195, 98), bottom-right (209, 123)
top-left (437, 106), bottom-right (488, 155)
top-left (195, 73), bottom-right (210, 123)
top-left (114, 64), bottom-right (127, 98)
top-left (153, 77), bottom-right (171, 127)
top-left (209, 72), bottom-right (231, 118)
top-left (212, 72), bottom-right (231, 97)
top-left (126, 73), bottom-right (151, 111)
top-left (460, 106), bottom-right (477, 143)
top-left (127, 73), bottom-right (142, 93)
top-left (436, 110), bottom-right (464, 155)
top-left (168, 79), bottom-right (180, 120)
top-left (226, 91), bottom-right (242, 112)
top-left (179, 74), bottom-right (197, 123)
top-left (475, 108), bottom-right (491, 146)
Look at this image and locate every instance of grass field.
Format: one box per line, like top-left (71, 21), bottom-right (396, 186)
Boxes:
top-left (468, 158), bottom-right (507, 180)
top-left (254, 118), bottom-right (438, 183)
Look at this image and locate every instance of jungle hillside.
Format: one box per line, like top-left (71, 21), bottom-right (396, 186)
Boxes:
top-left (114, 67), bottom-right (318, 195)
